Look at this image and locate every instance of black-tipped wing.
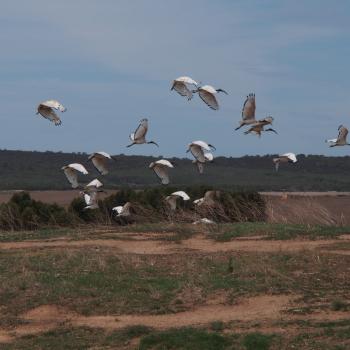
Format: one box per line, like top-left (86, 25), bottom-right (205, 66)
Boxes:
top-left (134, 119), bottom-right (148, 140)
top-left (337, 126), bottom-right (348, 143)
top-left (171, 81), bottom-right (193, 100)
top-left (37, 105), bottom-right (62, 125)
top-left (242, 93), bottom-right (255, 120)
top-left (199, 90), bottom-right (219, 110)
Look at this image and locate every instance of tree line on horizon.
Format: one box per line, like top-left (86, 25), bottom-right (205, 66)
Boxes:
top-left (0, 149), bottom-right (349, 191)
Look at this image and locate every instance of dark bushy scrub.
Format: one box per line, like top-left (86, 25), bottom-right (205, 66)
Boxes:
top-left (99, 187), bottom-right (266, 224)
top-left (0, 192), bottom-right (75, 230)
top-left (0, 188), bottom-right (266, 230)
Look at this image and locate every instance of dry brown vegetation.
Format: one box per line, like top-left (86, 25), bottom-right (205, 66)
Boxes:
top-left (0, 219), bottom-right (350, 349)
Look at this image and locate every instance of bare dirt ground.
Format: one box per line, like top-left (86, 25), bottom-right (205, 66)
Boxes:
top-left (0, 234), bottom-right (349, 254)
top-left (0, 294), bottom-right (348, 342)
top-left (1, 228), bottom-right (350, 348)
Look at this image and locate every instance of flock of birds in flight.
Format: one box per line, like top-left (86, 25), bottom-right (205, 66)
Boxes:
top-left (35, 76), bottom-right (349, 219)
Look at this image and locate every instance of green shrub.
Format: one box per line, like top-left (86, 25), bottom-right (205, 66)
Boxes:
top-left (0, 192), bottom-right (76, 230)
top-left (243, 332), bottom-right (273, 350)
top-left (139, 327), bottom-right (230, 350)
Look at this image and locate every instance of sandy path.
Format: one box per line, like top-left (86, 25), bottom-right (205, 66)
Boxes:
top-left (1, 294), bottom-right (348, 343)
top-left (0, 235), bottom-right (348, 255)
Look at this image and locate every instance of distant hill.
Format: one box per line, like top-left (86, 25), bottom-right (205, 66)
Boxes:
top-left (0, 149), bottom-right (349, 191)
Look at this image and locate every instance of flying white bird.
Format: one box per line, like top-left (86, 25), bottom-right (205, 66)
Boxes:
top-left (36, 100), bottom-right (66, 126)
top-left (193, 85), bottom-right (228, 110)
top-left (61, 163), bottom-right (88, 189)
top-left (82, 191), bottom-right (99, 210)
top-left (171, 76), bottom-right (198, 101)
top-left (193, 152), bottom-right (214, 174)
top-left (84, 178), bottom-right (103, 192)
top-left (235, 93), bottom-right (257, 130)
top-left (88, 152), bottom-right (115, 175)
top-left (112, 202), bottom-right (132, 217)
top-left (127, 118), bottom-right (159, 148)
top-left (273, 153), bottom-right (297, 172)
top-left (165, 191), bottom-right (190, 210)
top-left (193, 218), bottom-right (215, 225)
top-left (149, 159), bottom-right (174, 185)
top-left (244, 117), bottom-right (277, 137)
top-left (187, 140), bottom-right (216, 163)
top-left (193, 190), bottom-right (219, 206)
top-left (326, 125), bottom-right (350, 147)
top-left (255, 116), bottom-right (274, 127)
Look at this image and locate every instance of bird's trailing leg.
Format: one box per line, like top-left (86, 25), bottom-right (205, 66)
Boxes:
top-left (266, 128), bottom-right (278, 134)
top-left (235, 123), bottom-right (244, 131)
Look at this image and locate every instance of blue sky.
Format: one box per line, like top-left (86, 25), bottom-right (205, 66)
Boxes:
top-left (1, 1), bottom-right (350, 158)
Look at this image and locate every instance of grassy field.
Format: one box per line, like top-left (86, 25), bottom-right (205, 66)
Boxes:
top-left (0, 223), bottom-right (350, 349)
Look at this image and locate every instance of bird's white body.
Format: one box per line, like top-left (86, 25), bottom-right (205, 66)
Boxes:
top-left (200, 85), bottom-right (217, 94)
top-left (83, 191), bottom-right (99, 210)
top-left (112, 202), bottom-right (132, 217)
top-left (171, 76), bottom-right (198, 100)
top-left (88, 152), bottom-right (113, 175)
top-left (128, 119), bottom-right (158, 147)
top-left (236, 93), bottom-right (257, 130)
top-left (165, 190), bottom-right (190, 210)
top-left (189, 140), bottom-right (213, 152)
top-left (85, 178), bottom-right (103, 189)
top-left (40, 100), bottom-right (67, 112)
top-left (193, 218), bottom-right (215, 225)
top-left (193, 190), bottom-right (219, 206)
top-left (149, 159), bottom-right (174, 185)
top-left (244, 117), bottom-right (277, 137)
top-left (326, 125), bottom-right (349, 147)
top-left (273, 153), bottom-right (297, 171)
top-left (194, 85), bottom-right (227, 110)
top-left (187, 140), bottom-right (215, 163)
top-left (187, 141), bottom-right (215, 173)
top-left (175, 76), bottom-right (198, 85)
top-left (36, 99), bottom-right (66, 126)
top-left (193, 198), bottom-right (204, 205)
top-left (61, 163), bottom-right (88, 188)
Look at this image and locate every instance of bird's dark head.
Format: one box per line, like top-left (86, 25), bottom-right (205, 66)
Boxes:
top-left (216, 88), bottom-right (228, 95)
top-left (148, 141), bottom-right (159, 147)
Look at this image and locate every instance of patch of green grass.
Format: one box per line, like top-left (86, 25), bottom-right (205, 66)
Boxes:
top-left (138, 327), bottom-right (231, 350)
top-left (2, 248), bottom-right (350, 318)
top-left (0, 250), bottom-right (184, 316)
top-left (2, 326), bottom-right (152, 350)
top-left (210, 222), bottom-right (350, 242)
top-left (0, 228), bottom-right (74, 242)
top-left (243, 332), bottom-right (274, 350)
top-left (210, 321), bottom-right (225, 332)
top-left (331, 299), bottom-right (349, 311)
